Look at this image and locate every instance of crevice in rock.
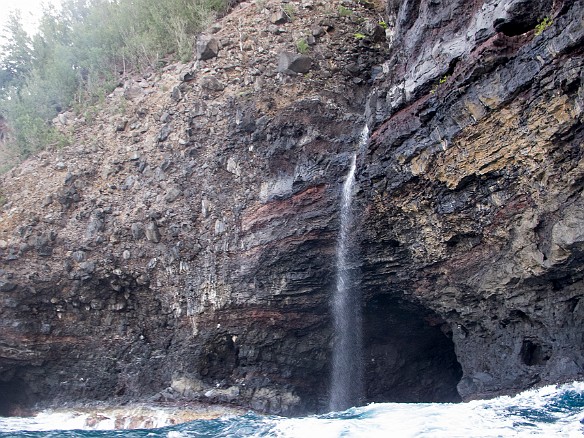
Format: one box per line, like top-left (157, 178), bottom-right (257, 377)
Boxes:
top-left (493, 19), bottom-right (537, 37)
top-left (493, 0), bottom-right (554, 37)
top-left (362, 294), bottom-right (462, 403)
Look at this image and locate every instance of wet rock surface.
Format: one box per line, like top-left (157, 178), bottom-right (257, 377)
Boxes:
top-left (0, 0), bottom-right (583, 417)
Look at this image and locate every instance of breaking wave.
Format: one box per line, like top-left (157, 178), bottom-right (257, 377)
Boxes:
top-left (1, 381), bottom-right (583, 437)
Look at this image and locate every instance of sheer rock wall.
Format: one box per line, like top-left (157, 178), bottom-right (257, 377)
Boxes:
top-left (361, 0), bottom-right (584, 400)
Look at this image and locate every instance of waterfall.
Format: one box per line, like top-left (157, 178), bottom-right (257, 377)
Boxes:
top-left (329, 126), bottom-right (369, 412)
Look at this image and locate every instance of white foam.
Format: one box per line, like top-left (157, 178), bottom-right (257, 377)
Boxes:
top-left (269, 382), bottom-right (584, 438)
top-left (1, 382), bottom-right (583, 436)
top-left (1, 405), bottom-right (200, 431)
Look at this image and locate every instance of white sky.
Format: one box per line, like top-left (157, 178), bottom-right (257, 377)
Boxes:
top-left (0, 0), bottom-right (62, 39)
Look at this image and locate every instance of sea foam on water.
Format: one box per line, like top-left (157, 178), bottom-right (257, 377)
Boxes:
top-left (1, 382), bottom-right (583, 437)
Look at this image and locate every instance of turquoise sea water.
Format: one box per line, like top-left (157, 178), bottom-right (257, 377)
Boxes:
top-left (1, 382), bottom-right (583, 437)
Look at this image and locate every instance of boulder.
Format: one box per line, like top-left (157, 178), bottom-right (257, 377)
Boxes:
top-left (145, 222), bottom-right (161, 243)
top-left (0, 280), bottom-right (16, 292)
top-left (277, 52), bottom-right (312, 74)
top-left (310, 24), bottom-right (325, 37)
top-left (200, 76), bottom-right (225, 92)
top-left (131, 223), bottom-right (145, 240)
top-left (158, 124), bottom-right (172, 142)
top-left (196, 35), bottom-right (220, 61)
top-left (271, 10), bottom-right (289, 25)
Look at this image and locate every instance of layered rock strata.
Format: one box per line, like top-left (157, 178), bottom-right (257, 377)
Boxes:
top-left (361, 0), bottom-right (584, 400)
top-left (0, 0), bottom-right (582, 416)
top-left (0, 0), bottom-right (387, 415)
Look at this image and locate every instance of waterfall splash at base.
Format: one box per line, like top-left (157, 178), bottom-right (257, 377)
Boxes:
top-left (329, 126), bottom-right (369, 412)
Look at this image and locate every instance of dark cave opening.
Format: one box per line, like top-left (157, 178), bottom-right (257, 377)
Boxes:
top-left (0, 378), bottom-right (30, 417)
top-left (520, 339), bottom-right (551, 366)
top-left (363, 295), bottom-right (462, 403)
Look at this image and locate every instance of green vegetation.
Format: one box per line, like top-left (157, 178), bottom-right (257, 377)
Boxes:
top-left (0, 0), bottom-right (230, 169)
top-left (535, 17), bottom-right (553, 35)
top-left (378, 21), bottom-right (388, 30)
top-left (353, 32), bottom-right (366, 40)
top-left (338, 5), bottom-right (353, 17)
top-left (282, 4), bottom-right (296, 21)
top-left (296, 38), bottom-right (309, 54)
top-left (430, 74), bottom-right (450, 94)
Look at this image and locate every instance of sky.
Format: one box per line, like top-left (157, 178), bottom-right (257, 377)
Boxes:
top-left (0, 0), bottom-right (61, 39)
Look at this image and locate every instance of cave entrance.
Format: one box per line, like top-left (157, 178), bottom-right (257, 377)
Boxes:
top-left (0, 378), bottom-right (31, 416)
top-left (363, 294), bottom-right (462, 403)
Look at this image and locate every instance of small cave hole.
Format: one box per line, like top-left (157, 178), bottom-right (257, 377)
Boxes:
top-left (446, 232), bottom-right (480, 248)
top-left (494, 19), bottom-right (535, 36)
top-left (567, 298), bottom-right (580, 313)
top-left (200, 335), bottom-right (239, 380)
top-left (509, 309), bottom-right (529, 321)
top-left (386, 239), bottom-right (400, 248)
top-left (520, 340), bottom-right (551, 366)
top-left (552, 278), bottom-right (567, 291)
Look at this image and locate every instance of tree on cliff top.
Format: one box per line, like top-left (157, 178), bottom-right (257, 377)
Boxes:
top-left (0, 11), bottom-right (34, 95)
top-left (0, 0), bottom-right (229, 169)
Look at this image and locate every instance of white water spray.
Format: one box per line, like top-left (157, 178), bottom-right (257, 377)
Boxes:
top-left (330, 126), bottom-right (369, 412)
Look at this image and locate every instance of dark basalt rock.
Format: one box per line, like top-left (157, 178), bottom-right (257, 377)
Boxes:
top-left (0, 0), bottom-right (582, 418)
top-left (360, 0), bottom-right (584, 401)
top-left (196, 35), bottom-right (220, 61)
top-left (0, 279), bottom-right (16, 292)
top-left (277, 52), bottom-right (312, 75)
top-left (493, 0), bottom-right (553, 36)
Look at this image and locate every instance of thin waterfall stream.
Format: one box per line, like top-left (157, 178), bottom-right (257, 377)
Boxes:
top-left (329, 126), bottom-right (369, 412)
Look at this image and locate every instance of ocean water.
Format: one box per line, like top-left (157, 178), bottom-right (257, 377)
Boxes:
top-left (1, 381), bottom-right (583, 437)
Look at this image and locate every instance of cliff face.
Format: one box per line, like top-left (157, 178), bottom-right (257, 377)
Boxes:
top-left (0, 0), bottom-right (386, 416)
top-left (0, 0), bottom-right (583, 416)
top-left (362, 0), bottom-right (584, 400)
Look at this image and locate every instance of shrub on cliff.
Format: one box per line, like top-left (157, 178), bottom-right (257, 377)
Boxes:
top-left (0, 0), bottom-right (230, 170)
